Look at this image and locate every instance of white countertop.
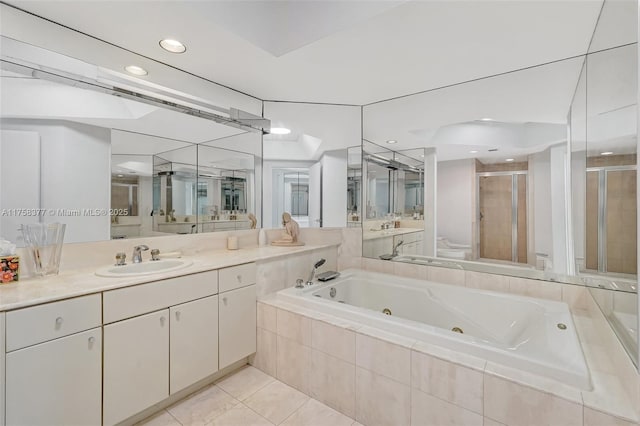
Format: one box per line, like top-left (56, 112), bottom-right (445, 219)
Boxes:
top-left (0, 244), bottom-right (334, 312)
top-left (363, 227), bottom-right (423, 241)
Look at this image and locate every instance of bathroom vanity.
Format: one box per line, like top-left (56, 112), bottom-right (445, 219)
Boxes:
top-left (0, 242), bottom-right (328, 426)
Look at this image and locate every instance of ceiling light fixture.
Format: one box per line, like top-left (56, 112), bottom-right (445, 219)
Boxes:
top-left (469, 150), bottom-right (478, 154)
top-left (159, 39), bottom-right (187, 53)
top-left (270, 127), bottom-right (291, 135)
top-left (480, 118), bottom-right (494, 121)
top-left (124, 65), bottom-right (148, 76)
top-left (386, 140), bottom-right (397, 144)
top-left (420, 154), bottom-right (425, 158)
top-left (505, 158), bottom-right (515, 162)
top-left (601, 151), bottom-right (614, 156)
top-left (117, 174), bottom-right (124, 178)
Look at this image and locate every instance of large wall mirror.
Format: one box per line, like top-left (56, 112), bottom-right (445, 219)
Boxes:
top-left (262, 101), bottom-right (361, 229)
top-left (362, 0), bottom-right (639, 366)
top-left (363, 56), bottom-right (581, 278)
top-left (570, 0), bottom-right (638, 365)
top-left (0, 38), bottom-right (262, 245)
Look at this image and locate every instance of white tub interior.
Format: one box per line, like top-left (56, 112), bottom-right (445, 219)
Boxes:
top-left (278, 269), bottom-right (591, 390)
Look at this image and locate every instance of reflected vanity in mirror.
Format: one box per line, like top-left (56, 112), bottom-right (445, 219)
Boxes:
top-left (0, 37), bottom-right (262, 244)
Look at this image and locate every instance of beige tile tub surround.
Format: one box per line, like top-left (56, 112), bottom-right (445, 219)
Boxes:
top-left (254, 297), bottom-right (640, 426)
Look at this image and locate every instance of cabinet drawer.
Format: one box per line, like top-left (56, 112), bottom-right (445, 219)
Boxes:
top-left (219, 263), bottom-right (256, 292)
top-left (103, 270), bottom-right (218, 324)
top-left (6, 294), bottom-right (101, 352)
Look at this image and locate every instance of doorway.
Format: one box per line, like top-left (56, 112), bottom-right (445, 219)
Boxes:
top-left (477, 172), bottom-right (528, 263)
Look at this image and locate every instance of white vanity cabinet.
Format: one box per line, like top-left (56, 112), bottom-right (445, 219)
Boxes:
top-left (218, 263), bottom-right (257, 369)
top-left (4, 295), bottom-right (102, 426)
top-left (103, 310), bottom-right (169, 426)
top-left (102, 269), bottom-right (226, 425)
top-left (170, 295), bottom-right (219, 394)
top-left (1, 261), bottom-right (258, 426)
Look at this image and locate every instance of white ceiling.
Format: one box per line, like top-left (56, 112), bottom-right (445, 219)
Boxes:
top-left (5, 0), bottom-right (608, 105)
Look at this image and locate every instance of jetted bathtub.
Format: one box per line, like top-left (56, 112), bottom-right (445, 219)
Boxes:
top-left (278, 268), bottom-right (591, 390)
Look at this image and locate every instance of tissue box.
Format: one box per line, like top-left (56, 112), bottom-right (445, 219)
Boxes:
top-left (1, 256), bottom-right (19, 283)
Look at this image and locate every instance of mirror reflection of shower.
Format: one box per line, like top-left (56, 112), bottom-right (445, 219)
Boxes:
top-left (585, 154), bottom-right (637, 275)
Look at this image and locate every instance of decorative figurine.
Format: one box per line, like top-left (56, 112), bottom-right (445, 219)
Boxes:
top-left (248, 213), bottom-right (257, 229)
top-left (271, 212), bottom-right (304, 246)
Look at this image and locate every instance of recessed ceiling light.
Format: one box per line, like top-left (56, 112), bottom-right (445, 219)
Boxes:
top-left (117, 174), bottom-right (124, 178)
top-left (386, 140), bottom-right (398, 144)
top-left (420, 154), bottom-right (425, 158)
top-left (469, 150), bottom-right (478, 154)
top-left (270, 127), bottom-right (291, 135)
top-left (601, 151), bottom-right (614, 156)
top-left (480, 118), bottom-right (494, 121)
top-left (124, 65), bottom-right (148, 76)
top-left (159, 39), bottom-right (187, 53)
top-left (505, 158), bottom-right (515, 162)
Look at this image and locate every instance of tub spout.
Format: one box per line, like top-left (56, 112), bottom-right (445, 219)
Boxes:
top-left (306, 258), bottom-right (326, 285)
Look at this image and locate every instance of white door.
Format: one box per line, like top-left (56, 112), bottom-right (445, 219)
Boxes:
top-left (103, 310), bottom-right (169, 426)
top-left (219, 285), bottom-right (257, 369)
top-left (170, 295), bottom-right (219, 394)
top-left (309, 162), bottom-right (322, 227)
top-left (6, 328), bottom-right (102, 426)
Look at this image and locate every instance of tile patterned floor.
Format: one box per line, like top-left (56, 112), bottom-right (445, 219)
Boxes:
top-left (138, 366), bottom-right (359, 426)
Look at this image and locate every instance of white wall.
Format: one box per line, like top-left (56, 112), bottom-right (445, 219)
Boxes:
top-left (0, 130), bottom-right (41, 245)
top-left (1, 120), bottom-right (111, 244)
top-left (530, 149), bottom-right (553, 261)
top-left (436, 158), bottom-right (474, 246)
top-left (321, 149), bottom-right (348, 227)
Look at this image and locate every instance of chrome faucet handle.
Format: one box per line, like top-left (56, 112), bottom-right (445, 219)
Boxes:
top-left (150, 249), bottom-right (160, 261)
top-left (295, 278), bottom-right (304, 289)
top-left (115, 252), bottom-right (126, 266)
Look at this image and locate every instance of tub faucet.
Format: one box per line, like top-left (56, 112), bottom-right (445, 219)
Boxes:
top-left (392, 240), bottom-right (404, 257)
top-left (306, 258), bottom-right (326, 285)
top-left (132, 244), bottom-right (149, 263)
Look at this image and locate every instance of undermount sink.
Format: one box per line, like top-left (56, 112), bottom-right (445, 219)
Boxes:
top-left (95, 259), bottom-right (193, 278)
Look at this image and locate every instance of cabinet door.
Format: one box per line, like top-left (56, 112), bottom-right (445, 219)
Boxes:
top-left (170, 295), bottom-right (219, 394)
top-left (6, 328), bottom-right (102, 426)
top-left (103, 310), bottom-right (169, 426)
top-left (219, 285), bottom-right (256, 369)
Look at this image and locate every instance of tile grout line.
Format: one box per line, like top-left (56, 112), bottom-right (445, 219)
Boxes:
top-left (164, 408), bottom-right (183, 426)
top-left (275, 397), bottom-right (311, 426)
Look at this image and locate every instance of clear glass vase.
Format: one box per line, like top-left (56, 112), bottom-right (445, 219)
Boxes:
top-left (20, 223), bottom-right (66, 276)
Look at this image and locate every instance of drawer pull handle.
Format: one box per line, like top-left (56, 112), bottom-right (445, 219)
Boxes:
top-left (223, 297), bottom-right (228, 305)
top-left (237, 275), bottom-right (242, 282)
top-left (55, 317), bottom-right (63, 327)
top-left (175, 311), bottom-right (181, 320)
top-left (88, 337), bottom-right (95, 344)
top-left (160, 316), bottom-right (166, 326)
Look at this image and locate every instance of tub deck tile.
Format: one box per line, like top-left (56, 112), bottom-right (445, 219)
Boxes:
top-left (355, 333), bottom-right (412, 385)
top-left (411, 350), bottom-right (484, 415)
top-left (411, 388), bottom-right (483, 426)
top-left (581, 371), bottom-right (639, 424)
top-left (412, 340), bottom-right (486, 372)
top-left (483, 373), bottom-right (583, 426)
top-left (484, 362), bottom-right (583, 405)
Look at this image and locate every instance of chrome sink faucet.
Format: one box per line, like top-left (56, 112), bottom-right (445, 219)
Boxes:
top-left (132, 245), bottom-right (149, 263)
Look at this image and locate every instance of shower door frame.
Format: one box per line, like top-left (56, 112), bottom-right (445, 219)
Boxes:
top-left (476, 170), bottom-right (528, 264)
top-left (586, 164), bottom-right (637, 273)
